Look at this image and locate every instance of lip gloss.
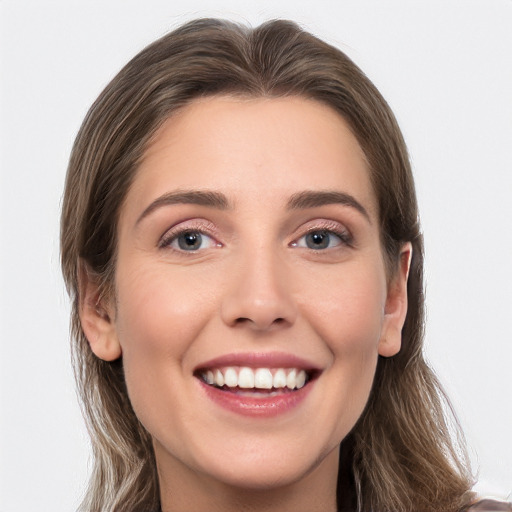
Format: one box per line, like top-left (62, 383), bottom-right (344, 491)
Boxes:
top-left (197, 378), bottom-right (314, 417)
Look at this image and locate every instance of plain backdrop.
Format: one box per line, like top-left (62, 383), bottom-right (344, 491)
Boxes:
top-left (1, 1), bottom-right (511, 510)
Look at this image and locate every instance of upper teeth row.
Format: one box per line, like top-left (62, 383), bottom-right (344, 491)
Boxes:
top-left (202, 367), bottom-right (307, 390)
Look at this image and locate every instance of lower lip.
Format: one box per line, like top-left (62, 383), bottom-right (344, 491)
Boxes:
top-left (198, 380), bottom-right (314, 418)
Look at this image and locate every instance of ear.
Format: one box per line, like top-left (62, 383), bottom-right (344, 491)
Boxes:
top-left (378, 243), bottom-right (412, 358)
top-left (78, 261), bottom-right (122, 361)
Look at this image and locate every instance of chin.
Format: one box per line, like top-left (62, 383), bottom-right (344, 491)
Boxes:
top-left (203, 460), bottom-right (312, 491)
top-left (191, 439), bottom-right (337, 492)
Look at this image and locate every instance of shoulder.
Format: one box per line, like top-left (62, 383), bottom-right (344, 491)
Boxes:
top-left (465, 498), bottom-right (512, 511)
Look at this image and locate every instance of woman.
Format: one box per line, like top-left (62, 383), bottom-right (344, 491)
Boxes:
top-left (60, 18), bottom-right (509, 512)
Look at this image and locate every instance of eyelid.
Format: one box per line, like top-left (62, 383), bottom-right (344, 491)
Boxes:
top-left (158, 219), bottom-right (221, 250)
top-left (290, 219), bottom-right (354, 248)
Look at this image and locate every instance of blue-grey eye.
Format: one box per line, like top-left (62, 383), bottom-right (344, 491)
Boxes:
top-left (295, 230), bottom-right (344, 250)
top-left (305, 231), bottom-right (331, 249)
top-left (177, 231), bottom-right (204, 250)
top-left (165, 230), bottom-right (217, 251)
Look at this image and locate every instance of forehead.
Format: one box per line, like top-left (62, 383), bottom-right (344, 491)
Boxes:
top-left (125, 95), bottom-right (377, 220)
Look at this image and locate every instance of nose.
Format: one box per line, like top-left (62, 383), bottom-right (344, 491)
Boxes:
top-left (220, 248), bottom-right (297, 331)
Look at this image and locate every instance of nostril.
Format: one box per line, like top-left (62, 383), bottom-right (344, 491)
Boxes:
top-left (233, 316), bottom-right (287, 329)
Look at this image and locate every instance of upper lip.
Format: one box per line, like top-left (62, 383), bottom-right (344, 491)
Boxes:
top-left (193, 351), bottom-right (321, 372)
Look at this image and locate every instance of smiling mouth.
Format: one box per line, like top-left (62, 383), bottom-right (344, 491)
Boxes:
top-left (196, 367), bottom-right (315, 394)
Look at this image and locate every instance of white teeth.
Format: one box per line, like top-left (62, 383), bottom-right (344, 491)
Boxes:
top-left (286, 369), bottom-right (297, 389)
top-left (214, 369), bottom-right (224, 387)
top-left (224, 367), bottom-right (238, 387)
top-left (273, 369), bottom-right (287, 388)
top-left (238, 367), bottom-right (255, 388)
top-left (202, 367), bottom-right (309, 390)
top-left (296, 370), bottom-right (306, 389)
top-left (254, 368), bottom-right (273, 389)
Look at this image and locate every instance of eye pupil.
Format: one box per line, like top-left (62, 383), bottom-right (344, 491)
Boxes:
top-left (178, 231), bottom-right (202, 250)
top-left (306, 231), bottom-right (329, 249)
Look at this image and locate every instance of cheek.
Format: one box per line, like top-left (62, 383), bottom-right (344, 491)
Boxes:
top-left (115, 265), bottom-right (215, 352)
top-left (299, 264), bottom-right (386, 357)
top-left (300, 263), bottom-right (385, 432)
top-left (113, 265), bottom-right (217, 402)
top-left (112, 264), bottom-right (221, 440)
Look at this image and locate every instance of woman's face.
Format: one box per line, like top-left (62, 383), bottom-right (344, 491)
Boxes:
top-left (87, 96), bottom-right (409, 492)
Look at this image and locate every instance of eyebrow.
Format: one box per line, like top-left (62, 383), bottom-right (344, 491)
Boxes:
top-left (136, 188), bottom-right (370, 225)
top-left (136, 190), bottom-right (230, 225)
top-left (286, 190), bottom-right (371, 222)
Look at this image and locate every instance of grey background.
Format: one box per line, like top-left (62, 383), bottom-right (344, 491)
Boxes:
top-left (1, 1), bottom-right (511, 510)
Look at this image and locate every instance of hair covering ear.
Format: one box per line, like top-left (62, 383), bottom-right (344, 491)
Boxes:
top-left (378, 243), bottom-right (412, 357)
top-left (78, 261), bottom-right (122, 361)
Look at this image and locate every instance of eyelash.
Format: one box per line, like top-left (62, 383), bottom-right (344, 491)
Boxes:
top-left (158, 220), bottom-right (353, 253)
top-left (291, 222), bottom-right (353, 251)
top-left (158, 221), bottom-right (220, 252)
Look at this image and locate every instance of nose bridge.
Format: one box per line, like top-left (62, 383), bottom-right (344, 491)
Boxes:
top-left (221, 241), bottom-right (297, 330)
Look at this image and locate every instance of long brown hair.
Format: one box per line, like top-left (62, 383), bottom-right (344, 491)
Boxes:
top-left (61, 18), bottom-right (474, 512)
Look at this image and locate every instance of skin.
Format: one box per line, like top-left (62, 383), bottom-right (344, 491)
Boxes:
top-left (80, 96), bottom-right (411, 512)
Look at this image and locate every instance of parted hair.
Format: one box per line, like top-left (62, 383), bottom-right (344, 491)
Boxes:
top-left (61, 18), bottom-right (474, 512)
